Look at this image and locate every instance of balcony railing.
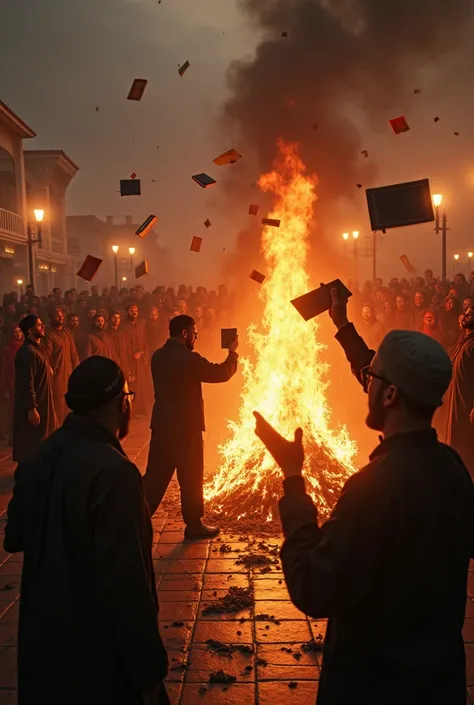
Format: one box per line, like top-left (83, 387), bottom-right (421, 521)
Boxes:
top-left (0, 208), bottom-right (24, 239)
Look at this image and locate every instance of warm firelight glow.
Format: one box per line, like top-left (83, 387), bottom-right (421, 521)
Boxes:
top-left (206, 141), bottom-right (357, 524)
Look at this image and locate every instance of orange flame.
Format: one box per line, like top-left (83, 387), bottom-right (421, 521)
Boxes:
top-left (206, 141), bottom-right (357, 523)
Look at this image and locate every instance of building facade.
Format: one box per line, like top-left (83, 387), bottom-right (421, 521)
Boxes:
top-left (67, 215), bottom-right (170, 290)
top-left (0, 100), bottom-right (78, 296)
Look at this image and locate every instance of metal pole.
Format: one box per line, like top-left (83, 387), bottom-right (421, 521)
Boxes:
top-left (441, 213), bottom-right (447, 281)
top-left (353, 239), bottom-right (358, 284)
top-left (27, 222), bottom-right (35, 290)
top-left (372, 231), bottom-right (377, 283)
top-left (130, 255), bottom-right (134, 274)
top-left (114, 253), bottom-right (118, 288)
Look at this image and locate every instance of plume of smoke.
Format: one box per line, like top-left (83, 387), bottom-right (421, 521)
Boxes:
top-left (221, 0), bottom-right (472, 278)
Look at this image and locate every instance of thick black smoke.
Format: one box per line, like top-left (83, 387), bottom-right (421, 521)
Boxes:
top-left (221, 0), bottom-right (472, 278)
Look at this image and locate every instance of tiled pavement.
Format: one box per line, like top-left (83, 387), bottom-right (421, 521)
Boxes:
top-left (0, 423), bottom-right (473, 703)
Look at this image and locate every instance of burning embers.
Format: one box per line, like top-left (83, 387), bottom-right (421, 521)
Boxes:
top-left (205, 142), bottom-right (357, 528)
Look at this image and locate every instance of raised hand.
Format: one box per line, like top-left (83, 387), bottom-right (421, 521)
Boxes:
top-left (253, 411), bottom-right (304, 478)
top-left (328, 287), bottom-right (349, 331)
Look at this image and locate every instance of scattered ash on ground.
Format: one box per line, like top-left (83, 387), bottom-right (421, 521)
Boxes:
top-left (208, 670), bottom-right (237, 684)
top-left (205, 639), bottom-right (253, 657)
top-left (201, 586), bottom-right (254, 615)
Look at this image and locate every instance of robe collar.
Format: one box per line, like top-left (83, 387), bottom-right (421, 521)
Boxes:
top-left (62, 414), bottom-right (126, 457)
top-left (369, 429), bottom-right (438, 461)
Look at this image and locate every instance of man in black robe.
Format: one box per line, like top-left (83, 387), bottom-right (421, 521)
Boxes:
top-left (105, 310), bottom-right (130, 376)
top-left (12, 314), bottom-right (58, 463)
top-left (443, 304), bottom-right (474, 476)
top-left (80, 313), bottom-right (112, 360)
top-left (122, 303), bottom-right (148, 416)
top-left (44, 307), bottom-right (79, 424)
top-left (4, 356), bottom-right (169, 705)
top-left (253, 290), bottom-right (474, 705)
top-left (143, 314), bottom-right (239, 539)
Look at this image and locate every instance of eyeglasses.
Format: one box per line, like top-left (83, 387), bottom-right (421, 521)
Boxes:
top-left (360, 366), bottom-right (390, 394)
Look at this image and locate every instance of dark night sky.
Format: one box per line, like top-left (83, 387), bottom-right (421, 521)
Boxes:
top-left (2, 0), bottom-right (474, 285)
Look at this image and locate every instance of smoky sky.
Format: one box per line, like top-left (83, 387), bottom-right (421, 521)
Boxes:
top-left (220, 0), bottom-right (474, 279)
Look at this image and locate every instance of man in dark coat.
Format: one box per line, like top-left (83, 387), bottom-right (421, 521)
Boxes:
top-left (80, 313), bottom-right (111, 360)
top-left (143, 314), bottom-right (239, 539)
top-left (122, 303), bottom-right (148, 416)
top-left (12, 315), bottom-right (58, 463)
top-left (443, 303), bottom-right (474, 476)
top-left (44, 307), bottom-right (79, 423)
top-left (253, 289), bottom-right (474, 705)
top-left (105, 310), bottom-right (130, 376)
top-left (4, 356), bottom-right (169, 705)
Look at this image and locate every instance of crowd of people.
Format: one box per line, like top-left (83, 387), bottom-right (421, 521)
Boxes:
top-left (350, 269), bottom-right (474, 353)
top-left (0, 281), bottom-right (233, 442)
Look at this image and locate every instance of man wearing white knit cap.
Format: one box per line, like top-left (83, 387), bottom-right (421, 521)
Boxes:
top-left (252, 288), bottom-right (474, 705)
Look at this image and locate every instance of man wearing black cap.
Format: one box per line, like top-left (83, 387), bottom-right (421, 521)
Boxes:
top-left (12, 314), bottom-right (58, 463)
top-left (44, 307), bottom-right (79, 423)
top-left (4, 356), bottom-right (169, 705)
top-left (253, 290), bottom-right (474, 705)
top-left (144, 314), bottom-right (239, 539)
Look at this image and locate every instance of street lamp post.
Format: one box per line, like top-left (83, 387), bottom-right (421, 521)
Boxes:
top-left (342, 232), bottom-right (349, 258)
top-left (112, 245), bottom-right (119, 288)
top-left (453, 253), bottom-right (460, 280)
top-left (27, 209), bottom-right (44, 290)
top-left (432, 194), bottom-right (448, 281)
top-left (17, 279), bottom-right (23, 297)
top-left (128, 247), bottom-right (135, 275)
top-left (352, 231), bottom-right (359, 283)
top-left (468, 251), bottom-right (473, 277)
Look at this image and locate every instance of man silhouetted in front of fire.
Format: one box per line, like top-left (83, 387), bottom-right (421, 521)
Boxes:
top-left (5, 356), bottom-right (169, 705)
top-left (253, 289), bottom-right (474, 705)
top-left (12, 314), bottom-right (58, 463)
top-left (143, 314), bottom-right (239, 539)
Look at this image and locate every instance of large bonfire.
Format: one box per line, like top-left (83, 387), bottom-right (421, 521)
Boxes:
top-left (205, 141), bottom-right (357, 526)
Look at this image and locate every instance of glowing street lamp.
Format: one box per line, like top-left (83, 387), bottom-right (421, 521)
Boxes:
top-left (27, 208), bottom-right (45, 290)
top-left (453, 253), bottom-right (460, 280)
top-left (17, 278), bottom-right (23, 296)
top-left (432, 194), bottom-right (448, 280)
top-left (352, 232), bottom-right (359, 282)
top-left (128, 246), bottom-right (136, 273)
top-left (342, 232), bottom-right (349, 257)
top-left (122, 276), bottom-right (127, 282)
top-left (112, 245), bottom-right (119, 287)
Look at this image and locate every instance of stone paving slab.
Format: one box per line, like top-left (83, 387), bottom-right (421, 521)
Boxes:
top-left (0, 419), bottom-right (472, 704)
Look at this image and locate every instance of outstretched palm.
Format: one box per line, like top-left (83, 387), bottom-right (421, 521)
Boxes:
top-left (253, 411), bottom-right (304, 477)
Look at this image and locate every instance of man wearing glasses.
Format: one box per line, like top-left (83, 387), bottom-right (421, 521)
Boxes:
top-left (252, 289), bottom-right (474, 705)
top-left (144, 314), bottom-right (239, 539)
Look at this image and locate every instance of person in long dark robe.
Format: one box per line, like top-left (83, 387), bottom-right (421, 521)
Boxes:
top-left (143, 314), bottom-right (239, 539)
top-left (44, 307), bottom-right (80, 424)
top-left (253, 288), bottom-right (474, 705)
top-left (122, 303), bottom-right (148, 416)
top-left (104, 311), bottom-right (129, 375)
top-left (12, 315), bottom-right (58, 463)
top-left (444, 304), bottom-right (474, 476)
top-left (0, 324), bottom-right (23, 443)
top-left (439, 295), bottom-right (462, 352)
top-left (80, 314), bottom-right (112, 360)
top-left (4, 356), bottom-right (169, 705)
